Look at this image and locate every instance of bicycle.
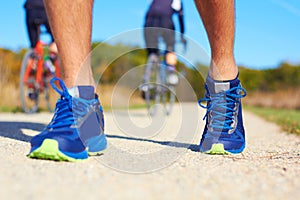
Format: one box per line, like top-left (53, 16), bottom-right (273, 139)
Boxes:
top-left (140, 52), bottom-right (180, 116)
top-left (20, 25), bottom-right (60, 113)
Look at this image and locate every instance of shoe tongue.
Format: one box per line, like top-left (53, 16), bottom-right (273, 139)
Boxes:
top-left (206, 76), bottom-right (239, 94)
top-left (68, 86), bottom-right (95, 100)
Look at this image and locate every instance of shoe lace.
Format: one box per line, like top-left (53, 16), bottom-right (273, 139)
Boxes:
top-left (198, 86), bottom-right (247, 132)
top-left (47, 77), bottom-right (95, 129)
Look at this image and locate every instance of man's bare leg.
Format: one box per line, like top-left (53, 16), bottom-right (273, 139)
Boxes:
top-left (44, 0), bottom-right (95, 88)
top-left (28, 0), bottom-right (107, 162)
top-left (195, 0), bottom-right (246, 154)
top-left (194, 0), bottom-right (238, 81)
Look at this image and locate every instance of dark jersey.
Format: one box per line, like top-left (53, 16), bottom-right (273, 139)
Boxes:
top-left (24, 0), bottom-right (52, 48)
top-left (144, 0), bottom-right (184, 34)
top-left (146, 0), bottom-right (174, 18)
top-left (24, 0), bottom-right (45, 10)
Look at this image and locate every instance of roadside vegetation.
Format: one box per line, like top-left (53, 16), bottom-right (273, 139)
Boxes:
top-left (245, 106), bottom-right (300, 135)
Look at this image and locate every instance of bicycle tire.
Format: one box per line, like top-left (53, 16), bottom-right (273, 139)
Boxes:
top-left (145, 84), bottom-right (155, 116)
top-left (150, 83), bottom-right (161, 116)
top-left (44, 80), bottom-right (54, 112)
top-left (20, 49), bottom-right (39, 113)
top-left (144, 56), bottom-right (159, 116)
top-left (163, 85), bottom-right (176, 115)
top-left (43, 71), bottom-right (59, 112)
top-left (144, 54), bottom-right (177, 116)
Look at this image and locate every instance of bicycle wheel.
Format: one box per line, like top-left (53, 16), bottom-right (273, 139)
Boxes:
top-left (43, 73), bottom-right (59, 112)
top-left (20, 49), bottom-right (39, 113)
top-left (42, 53), bottom-right (61, 112)
top-left (143, 55), bottom-right (159, 116)
top-left (44, 78), bottom-right (53, 112)
top-left (162, 85), bottom-right (176, 115)
top-left (163, 71), bottom-right (179, 115)
top-left (143, 82), bottom-right (156, 116)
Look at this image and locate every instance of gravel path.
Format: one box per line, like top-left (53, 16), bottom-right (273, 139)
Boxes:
top-left (0, 103), bottom-right (299, 200)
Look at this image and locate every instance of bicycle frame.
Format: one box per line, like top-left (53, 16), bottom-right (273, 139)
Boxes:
top-left (22, 40), bottom-right (60, 91)
top-left (142, 51), bottom-right (178, 116)
top-left (20, 21), bottom-right (61, 113)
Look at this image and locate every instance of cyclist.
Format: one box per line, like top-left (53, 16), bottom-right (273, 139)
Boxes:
top-left (23, 0), bottom-right (58, 90)
top-left (142, 0), bottom-right (186, 97)
top-left (24, 0), bottom-right (55, 49)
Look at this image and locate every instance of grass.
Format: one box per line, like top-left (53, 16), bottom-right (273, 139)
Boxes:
top-left (245, 105), bottom-right (300, 135)
top-left (0, 106), bottom-right (22, 113)
top-left (0, 106), bottom-right (51, 113)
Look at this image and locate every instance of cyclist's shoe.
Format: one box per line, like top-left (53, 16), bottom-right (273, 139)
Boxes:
top-left (139, 84), bottom-right (155, 100)
top-left (30, 51), bottom-right (39, 60)
top-left (140, 84), bottom-right (148, 99)
top-left (141, 91), bottom-right (146, 100)
top-left (198, 76), bottom-right (247, 154)
top-left (27, 88), bottom-right (38, 100)
top-left (28, 77), bottom-right (107, 161)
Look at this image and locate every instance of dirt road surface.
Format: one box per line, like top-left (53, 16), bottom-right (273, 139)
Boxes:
top-left (0, 103), bottom-right (299, 200)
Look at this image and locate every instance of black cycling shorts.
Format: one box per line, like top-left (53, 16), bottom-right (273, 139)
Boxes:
top-left (144, 17), bottom-right (175, 55)
top-left (26, 8), bottom-right (53, 48)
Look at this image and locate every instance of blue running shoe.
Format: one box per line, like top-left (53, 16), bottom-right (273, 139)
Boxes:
top-left (198, 76), bottom-right (247, 154)
top-left (28, 77), bottom-right (107, 161)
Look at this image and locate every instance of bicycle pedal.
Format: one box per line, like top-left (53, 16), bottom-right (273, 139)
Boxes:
top-left (28, 91), bottom-right (38, 100)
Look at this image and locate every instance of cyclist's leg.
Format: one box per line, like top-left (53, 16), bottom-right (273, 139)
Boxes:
top-left (143, 26), bottom-right (159, 84)
top-left (164, 28), bottom-right (177, 67)
top-left (25, 10), bottom-right (39, 48)
top-left (194, 0), bottom-right (237, 80)
top-left (162, 27), bottom-right (175, 53)
top-left (43, 14), bottom-right (56, 53)
top-left (161, 28), bottom-right (176, 82)
top-left (44, 19), bottom-right (54, 44)
top-left (41, 11), bottom-right (58, 64)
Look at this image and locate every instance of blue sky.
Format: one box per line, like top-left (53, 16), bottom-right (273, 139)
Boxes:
top-left (1, 0), bottom-right (300, 69)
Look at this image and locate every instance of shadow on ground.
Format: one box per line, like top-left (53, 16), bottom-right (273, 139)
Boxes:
top-left (0, 121), bottom-right (199, 152)
top-left (106, 134), bottom-right (199, 152)
top-left (0, 122), bottom-right (46, 142)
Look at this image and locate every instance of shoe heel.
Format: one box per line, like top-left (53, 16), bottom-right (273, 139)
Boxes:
top-left (86, 134), bottom-right (107, 155)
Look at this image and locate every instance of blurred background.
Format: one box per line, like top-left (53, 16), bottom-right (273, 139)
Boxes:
top-left (0, 0), bottom-right (299, 134)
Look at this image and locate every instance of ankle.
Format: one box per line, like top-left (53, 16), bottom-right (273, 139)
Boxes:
top-left (209, 58), bottom-right (238, 81)
top-left (209, 67), bottom-right (238, 81)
